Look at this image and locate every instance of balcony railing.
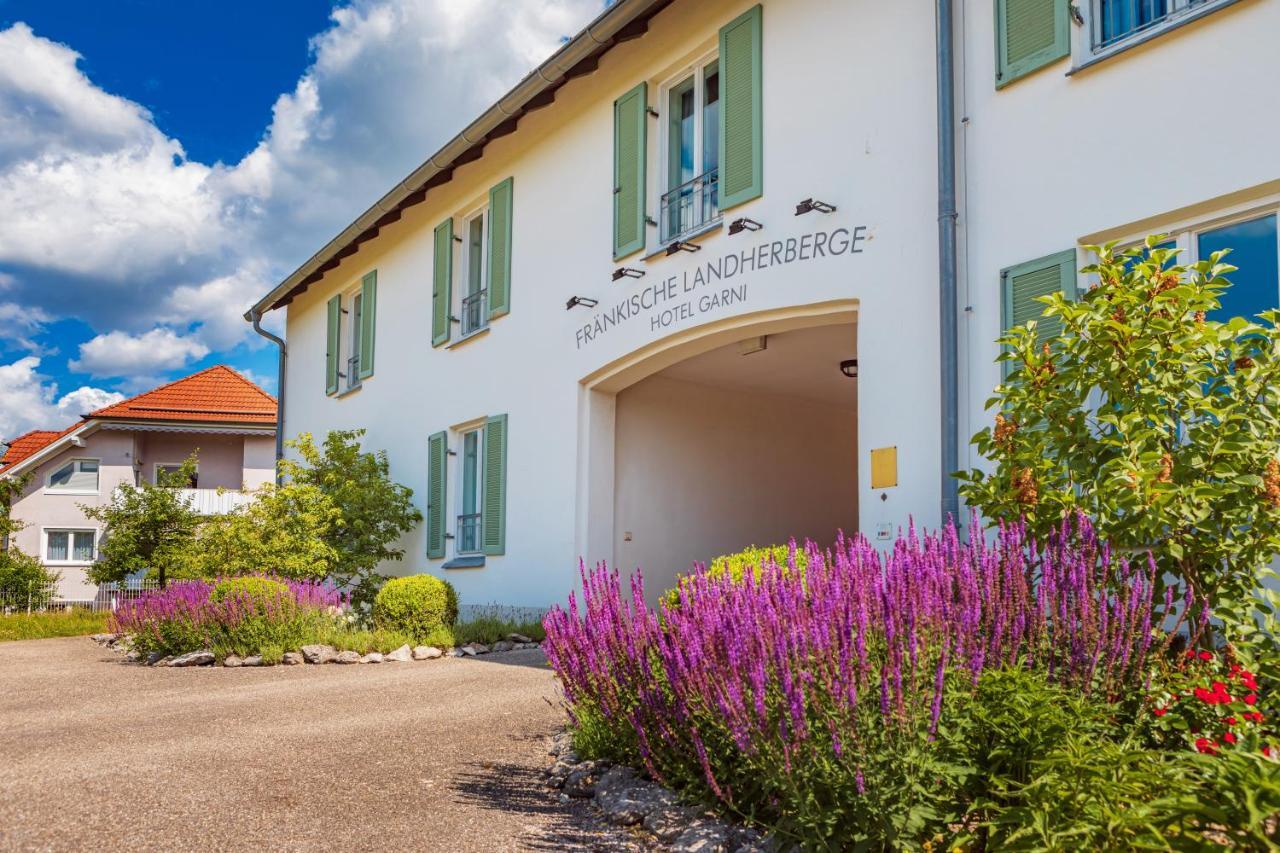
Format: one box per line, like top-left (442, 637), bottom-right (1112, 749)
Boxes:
top-left (175, 488), bottom-right (254, 516)
top-left (461, 289), bottom-right (488, 336)
top-left (456, 513), bottom-right (482, 555)
top-left (346, 354), bottom-right (361, 389)
top-left (660, 169), bottom-right (720, 244)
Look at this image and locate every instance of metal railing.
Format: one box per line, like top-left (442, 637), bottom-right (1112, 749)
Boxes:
top-left (1094, 0), bottom-right (1206, 48)
top-left (456, 513), bottom-right (483, 555)
top-left (0, 579), bottom-right (161, 614)
top-left (346, 354), bottom-right (361, 389)
top-left (660, 169), bottom-right (720, 244)
top-left (461, 289), bottom-right (488, 336)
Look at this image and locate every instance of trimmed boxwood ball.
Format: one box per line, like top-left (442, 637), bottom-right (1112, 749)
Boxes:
top-left (373, 574), bottom-right (458, 641)
top-left (209, 576), bottom-right (292, 608)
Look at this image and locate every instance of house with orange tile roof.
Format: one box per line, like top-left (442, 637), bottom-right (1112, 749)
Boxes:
top-left (0, 366), bottom-right (277, 604)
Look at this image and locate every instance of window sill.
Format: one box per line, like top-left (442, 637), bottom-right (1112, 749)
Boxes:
top-left (443, 555), bottom-right (486, 570)
top-left (642, 219), bottom-right (724, 262)
top-left (44, 560), bottom-right (94, 567)
top-left (44, 490), bottom-right (100, 497)
top-left (446, 325), bottom-right (490, 350)
top-left (1068, 0), bottom-right (1244, 76)
top-left (335, 381), bottom-right (363, 399)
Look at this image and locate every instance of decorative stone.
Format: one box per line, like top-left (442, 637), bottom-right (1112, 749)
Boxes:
top-left (124, 650), bottom-right (141, 662)
top-left (412, 645), bottom-right (443, 660)
top-left (282, 652), bottom-right (304, 666)
top-left (383, 644), bottom-right (412, 662)
top-left (447, 648), bottom-right (464, 657)
top-left (359, 652), bottom-right (383, 664)
top-left (672, 821), bottom-right (730, 853)
top-left (460, 645), bottom-right (478, 657)
top-left (335, 650), bottom-right (361, 664)
top-left (301, 644), bottom-right (338, 664)
top-left (90, 633), bottom-right (116, 644)
top-left (223, 654), bottom-right (243, 668)
top-left (490, 640), bottom-right (515, 653)
top-left (146, 652), bottom-right (166, 666)
top-left (564, 762), bottom-right (605, 798)
top-left (168, 650), bottom-right (215, 667)
top-left (507, 632), bottom-right (534, 644)
top-left (241, 655), bottom-right (263, 667)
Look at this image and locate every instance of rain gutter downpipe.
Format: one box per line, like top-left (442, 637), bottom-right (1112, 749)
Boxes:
top-left (247, 308), bottom-right (287, 486)
top-left (936, 0), bottom-right (961, 526)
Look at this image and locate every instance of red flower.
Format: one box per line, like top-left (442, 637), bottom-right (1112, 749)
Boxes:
top-left (1264, 746), bottom-right (1274, 758)
top-left (1223, 732), bottom-right (1238, 745)
top-left (1195, 738), bottom-right (1219, 755)
top-left (1225, 716), bottom-right (1238, 726)
top-left (1191, 725), bottom-right (1202, 734)
top-left (1154, 707), bottom-right (1168, 717)
top-left (1186, 650), bottom-right (1196, 659)
top-left (1245, 693), bottom-right (1258, 706)
top-left (1199, 651), bottom-right (1214, 661)
top-left (1245, 712), bottom-right (1265, 723)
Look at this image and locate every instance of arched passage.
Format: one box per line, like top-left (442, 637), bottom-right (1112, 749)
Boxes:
top-left (576, 300), bottom-right (859, 600)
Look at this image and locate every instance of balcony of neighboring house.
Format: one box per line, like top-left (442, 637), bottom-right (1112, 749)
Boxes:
top-left (176, 488), bottom-right (255, 516)
top-left (660, 168), bottom-right (720, 246)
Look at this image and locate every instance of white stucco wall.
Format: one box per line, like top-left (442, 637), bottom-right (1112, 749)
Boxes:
top-left (280, 0), bottom-right (941, 610)
top-left (613, 375), bottom-right (856, 597)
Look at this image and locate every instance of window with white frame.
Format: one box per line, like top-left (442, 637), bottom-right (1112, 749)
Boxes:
top-left (458, 207), bottom-right (489, 337)
top-left (1120, 209), bottom-right (1279, 321)
top-left (1090, 0), bottom-right (1223, 51)
top-left (45, 529), bottom-right (96, 563)
top-left (154, 463), bottom-right (198, 488)
top-left (455, 427), bottom-right (484, 555)
top-left (660, 54), bottom-right (720, 244)
top-left (46, 459), bottom-right (99, 493)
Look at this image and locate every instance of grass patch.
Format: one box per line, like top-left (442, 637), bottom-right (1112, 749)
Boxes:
top-left (306, 623), bottom-right (416, 654)
top-left (452, 613), bottom-right (545, 646)
top-left (0, 609), bottom-right (109, 642)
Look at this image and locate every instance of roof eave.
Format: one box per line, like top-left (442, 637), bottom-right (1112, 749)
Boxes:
top-left (247, 0), bottom-right (670, 317)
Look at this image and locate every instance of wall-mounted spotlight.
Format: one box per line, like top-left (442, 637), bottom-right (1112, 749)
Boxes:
top-left (728, 217), bottom-right (763, 235)
top-left (612, 267), bottom-right (645, 282)
top-left (665, 240), bottom-right (701, 256)
top-left (840, 359), bottom-right (859, 378)
top-left (565, 296), bottom-right (599, 310)
top-left (795, 198), bottom-right (837, 216)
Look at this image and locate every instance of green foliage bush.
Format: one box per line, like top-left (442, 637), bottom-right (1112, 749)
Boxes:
top-left (209, 576), bottom-right (291, 607)
top-left (662, 542), bottom-right (808, 607)
top-left (371, 574), bottom-right (458, 641)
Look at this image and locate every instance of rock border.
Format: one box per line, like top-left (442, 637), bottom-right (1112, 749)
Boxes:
top-left (545, 731), bottom-right (777, 853)
top-left (89, 633), bottom-right (541, 668)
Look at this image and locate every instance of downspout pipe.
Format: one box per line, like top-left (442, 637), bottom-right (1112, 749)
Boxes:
top-left (936, 0), bottom-right (961, 526)
top-left (247, 308), bottom-right (286, 486)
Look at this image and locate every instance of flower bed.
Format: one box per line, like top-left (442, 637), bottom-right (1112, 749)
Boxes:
top-left (543, 515), bottom-right (1279, 848)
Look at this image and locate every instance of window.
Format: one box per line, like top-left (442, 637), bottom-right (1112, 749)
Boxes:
top-left (456, 428), bottom-right (483, 554)
top-left (325, 271), bottom-right (376, 395)
top-left (154, 463), bottom-right (198, 489)
top-left (660, 57), bottom-right (721, 244)
top-left (46, 529), bottom-right (96, 563)
top-left (459, 210), bottom-right (489, 337)
top-left (1115, 211), bottom-right (1280, 322)
top-left (1092, 0), bottom-right (1222, 50)
top-left (46, 459), bottom-right (99, 493)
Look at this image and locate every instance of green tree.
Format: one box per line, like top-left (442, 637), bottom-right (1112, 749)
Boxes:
top-left (280, 430), bottom-right (422, 610)
top-left (959, 238), bottom-right (1280, 631)
top-left (0, 471), bottom-right (59, 603)
top-left (82, 456), bottom-right (200, 587)
top-left (168, 482), bottom-right (341, 581)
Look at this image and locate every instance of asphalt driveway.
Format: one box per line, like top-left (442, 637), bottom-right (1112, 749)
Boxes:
top-left (0, 637), bottom-right (633, 852)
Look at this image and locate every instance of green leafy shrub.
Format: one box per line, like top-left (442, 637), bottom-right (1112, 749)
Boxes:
top-left (308, 623), bottom-right (415, 654)
top-left (372, 574), bottom-right (457, 641)
top-left (259, 643), bottom-right (285, 665)
top-left (209, 576), bottom-right (291, 607)
top-left (661, 542), bottom-right (809, 607)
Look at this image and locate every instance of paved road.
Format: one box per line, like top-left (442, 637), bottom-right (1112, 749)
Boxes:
top-left (0, 637), bottom-right (634, 852)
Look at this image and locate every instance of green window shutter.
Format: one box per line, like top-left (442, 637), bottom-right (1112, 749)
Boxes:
top-left (325, 295), bottom-right (341, 395)
top-left (432, 219), bottom-right (453, 347)
top-left (426, 431), bottom-right (448, 559)
top-left (487, 177), bottom-right (513, 320)
top-left (358, 270), bottom-right (377, 380)
top-left (718, 4), bottom-right (763, 211)
top-left (995, 0), bottom-right (1069, 88)
top-left (481, 413), bottom-right (507, 556)
top-left (612, 82), bottom-right (647, 260)
top-left (1001, 249), bottom-right (1077, 372)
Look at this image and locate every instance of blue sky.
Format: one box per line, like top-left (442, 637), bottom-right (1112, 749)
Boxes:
top-left (0, 0), bottom-right (600, 440)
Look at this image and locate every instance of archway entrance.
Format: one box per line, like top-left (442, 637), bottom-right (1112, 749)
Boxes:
top-left (578, 303), bottom-right (859, 602)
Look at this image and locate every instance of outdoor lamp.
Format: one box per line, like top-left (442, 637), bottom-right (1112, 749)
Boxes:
top-left (612, 267), bottom-right (645, 281)
top-left (795, 198), bottom-right (836, 216)
top-left (728, 217), bottom-right (762, 235)
top-left (665, 240), bottom-right (701, 255)
top-left (565, 296), bottom-right (599, 310)
top-left (840, 359), bottom-right (858, 378)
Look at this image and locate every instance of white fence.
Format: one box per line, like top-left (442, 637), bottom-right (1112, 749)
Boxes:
top-left (0, 579), bottom-right (161, 614)
top-left (176, 488), bottom-right (254, 515)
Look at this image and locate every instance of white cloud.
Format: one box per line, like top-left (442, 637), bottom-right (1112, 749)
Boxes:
top-left (0, 301), bottom-right (51, 351)
top-left (69, 328), bottom-right (209, 377)
top-left (0, 0), bottom-right (602, 426)
top-left (0, 357), bottom-right (123, 439)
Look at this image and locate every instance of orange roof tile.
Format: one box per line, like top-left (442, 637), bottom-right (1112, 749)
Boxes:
top-left (0, 429), bottom-right (64, 470)
top-left (89, 365), bottom-right (277, 425)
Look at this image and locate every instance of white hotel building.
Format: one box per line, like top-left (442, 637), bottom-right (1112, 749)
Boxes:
top-left (249, 0), bottom-right (1280, 609)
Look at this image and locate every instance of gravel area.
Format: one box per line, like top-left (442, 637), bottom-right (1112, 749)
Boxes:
top-left (0, 637), bottom-right (641, 852)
